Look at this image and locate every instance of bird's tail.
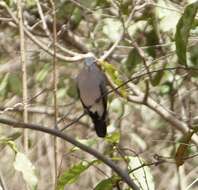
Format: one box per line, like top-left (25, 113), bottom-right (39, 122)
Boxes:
top-left (92, 119), bottom-right (107, 138)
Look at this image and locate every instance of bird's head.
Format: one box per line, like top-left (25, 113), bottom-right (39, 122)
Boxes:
top-left (84, 56), bottom-right (96, 68)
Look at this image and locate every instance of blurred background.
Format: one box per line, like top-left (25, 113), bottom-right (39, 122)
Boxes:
top-left (0, 0), bottom-right (198, 189)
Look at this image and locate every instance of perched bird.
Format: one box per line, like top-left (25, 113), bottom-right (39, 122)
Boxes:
top-left (77, 56), bottom-right (108, 137)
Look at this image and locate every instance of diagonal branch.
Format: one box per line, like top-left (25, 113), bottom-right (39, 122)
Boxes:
top-left (0, 117), bottom-right (140, 190)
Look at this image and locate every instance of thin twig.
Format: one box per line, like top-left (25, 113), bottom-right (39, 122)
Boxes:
top-left (60, 112), bottom-right (86, 131)
top-left (0, 2), bottom-right (90, 62)
top-left (50, 0), bottom-right (58, 188)
top-left (0, 170), bottom-right (7, 190)
top-left (0, 89), bottom-right (49, 115)
top-left (17, 0), bottom-right (28, 152)
top-left (99, 1), bottom-right (147, 61)
top-left (36, 0), bottom-right (51, 38)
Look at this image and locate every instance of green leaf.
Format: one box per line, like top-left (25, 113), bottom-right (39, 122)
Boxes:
top-left (8, 74), bottom-right (22, 95)
top-left (96, 0), bottom-right (111, 7)
top-left (70, 8), bottom-right (82, 29)
top-left (0, 73), bottom-right (9, 97)
top-left (57, 88), bottom-right (67, 99)
top-left (66, 78), bottom-right (78, 99)
top-left (129, 156), bottom-right (155, 190)
top-left (100, 61), bottom-right (127, 97)
top-left (0, 132), bottom-right (21, 152)
top-left (3, 0), bottom-right (11, 6)
top-left (120, 0), bottom-right (131, 15)
top-left (124, 49), bottom-right (142, 75)
top-left (57, 161), bottom-right (96, 190)
top-left (160, 82), bottom-right (172, 95)
top-left (151, 70), bottom-right (164, 86)
top-left (35, 64), bottom-right (50, 82)
top-left (94, 175), bottom-right (120, 190)
top-left (192, 18), bottom-right (198, 28)
top-left (0, 137), bottom-right (18, 153)
top-left (56, 2), bottom-right (75, 21)
top-left (175, 2), bottom-right (198, 66)
top-left (7, 132), bottom-right (22, 141)
top-left (14, 152), bottom-right (38, 190)
top-left (106, 131), bottom-right (120, 144)
top-left (190, 45), bottom-right (198, 66)
top-left (94, 178), bottom-right (113, 190)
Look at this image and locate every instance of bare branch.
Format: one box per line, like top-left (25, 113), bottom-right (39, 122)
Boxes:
top-left (50, 0), bottom-right (58, 187)
top-left (0, 2), bottom-right (90, 62)
top-left (17, 0), bottom-right (28, 152)
top-left (0, 117), bottom-right (140, 190)
top-left (100, 1), bottom-right (147, 61)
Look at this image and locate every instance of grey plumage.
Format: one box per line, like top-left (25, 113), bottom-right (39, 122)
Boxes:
top-left (77, 57), bottom-right (108, 137)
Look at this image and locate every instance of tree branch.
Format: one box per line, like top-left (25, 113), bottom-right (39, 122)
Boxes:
top-left (0, 117), bottom-right (140, 190)
top-left (17, 0), bottom-right (28, 152)
top-left (0, 1), bottom-right (90, 62)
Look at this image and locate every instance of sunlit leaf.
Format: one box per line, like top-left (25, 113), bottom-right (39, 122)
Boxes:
top-left (100, 61), bottom-right (127, 97)
top-left (106, 131), bottom-right (120, 144)
top-left (175, 1), bottom-right (198, 66)
top-left (0, 137), bottom-right (18, 153)
top-left (0, 73), bottom-right (9, 97)
top-left (57, 88), bottom-right (67, 99)
top-left (36, 64), bottom-right (50, 82)
top-left (57, 161), bottom-right (96, 190)
top-left (14, 152), bottom-right (38, 190)
top-left (160, 82), bottom-right (172, 95)
top-left (0, 132), bottom-right (21, 152)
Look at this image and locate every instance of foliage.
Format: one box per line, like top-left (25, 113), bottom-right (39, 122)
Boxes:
top-left (175, 1), bottom-right (198, 66)
top-left (0, 0), bottom-right (198, 190)
top-left (57, 160), bottom-right (97, 190)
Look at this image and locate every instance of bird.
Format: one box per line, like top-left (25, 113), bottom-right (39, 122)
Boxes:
top-left (76, 56), bottom-right (108, 137)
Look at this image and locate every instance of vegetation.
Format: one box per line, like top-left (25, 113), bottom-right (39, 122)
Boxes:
top-left (0, 0), bottom-right (197, 190)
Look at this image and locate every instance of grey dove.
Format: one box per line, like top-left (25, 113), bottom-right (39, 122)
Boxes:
top-left (77, 56), bottom-right (108, 137)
